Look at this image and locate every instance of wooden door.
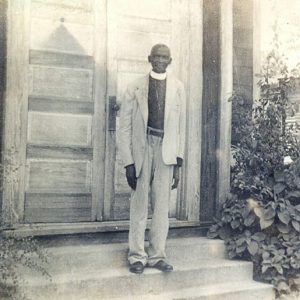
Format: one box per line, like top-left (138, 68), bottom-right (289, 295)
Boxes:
top-left (103, 0), bottom-right (203, 222)
top-left (20, 0), bottom-right (106, 223)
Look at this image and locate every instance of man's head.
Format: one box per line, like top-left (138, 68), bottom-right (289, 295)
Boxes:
top-left (148, 44), bottom-right (172, 73)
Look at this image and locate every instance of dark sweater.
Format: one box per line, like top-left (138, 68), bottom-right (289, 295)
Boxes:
top-left (147, 76), bottom-right (166, 130)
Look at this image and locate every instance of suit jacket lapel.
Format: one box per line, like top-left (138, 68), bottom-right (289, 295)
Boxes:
top-left (165, 75), bottom-right (176, 123)
top-left (136, 75), bottom-right (149, 128)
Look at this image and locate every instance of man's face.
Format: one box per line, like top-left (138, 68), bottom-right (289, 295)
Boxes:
top-left (148, 45), bottom-right (172, 73)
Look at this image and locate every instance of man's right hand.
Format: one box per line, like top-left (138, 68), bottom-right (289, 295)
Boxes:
top-left (125, 164), bottom-right (137, 190)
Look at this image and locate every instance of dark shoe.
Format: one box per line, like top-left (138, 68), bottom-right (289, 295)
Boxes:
top-left (129, 262), bottom-right (144, 274)
top-left (152, 260), bottom-right (173, 272)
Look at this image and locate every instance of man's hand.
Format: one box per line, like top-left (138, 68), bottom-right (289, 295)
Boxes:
top-left (172, 165), bottom-right (180, 190)
top-left (125, 164), bottom-right (137, 190)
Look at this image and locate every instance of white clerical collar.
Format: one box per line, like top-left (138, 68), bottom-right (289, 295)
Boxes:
top-left (150, 70), bottom-right (167, 80)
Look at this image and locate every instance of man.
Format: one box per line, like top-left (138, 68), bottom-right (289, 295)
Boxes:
top-left (119, 44), bottom-right (186, 274)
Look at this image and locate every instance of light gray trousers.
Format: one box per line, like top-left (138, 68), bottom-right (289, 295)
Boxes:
top-left (128, 133), bottom-right (173, 266)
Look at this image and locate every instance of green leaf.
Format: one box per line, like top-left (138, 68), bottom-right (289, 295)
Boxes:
top-left (287, 191), bottom-right (300, 200)
top-left (278, 211), bottom-right (291, 225)
top-left (292, 220), bottom-right (300, 232)
top-left (223, 215), bottom-right (232, 223)
top-left (236, 244), bottom-right (247, 253)
top-left (264, 206), bottom-right (276, 220)
top-left (274, 183), bottom-right (286, 194)
top-left (248, 241), bottom-right (259, 256)
top-left (252, 232), bottom-right (266, 242)
top-left (274, 170), bottom-right (284, 182)
top-left (231, 219), bottom-right (240, 229)
top-left (294, 214), bottom-right (300, 221)
top-left (244, 214), bottom-right (256, 227)
top-left (260, 217), bottom-right (274, 229)
top-left (262, 251), bottom-right (270, 260)
top-left (236, 237), bottom-right (246, 247)
top-left (273, 254), bottom-right (283, 263)
top-left (274, 264), bottom-right (283, 274)
top-left (276, 222), bottom-right (290, 233)
top-left (207, 230), bottom-right (219, 239)
top-left (277, 280), bottom-right (290, 292)
top-left (219, 227), bottom-right (232, 240)
top-left (254, 207), bottom-right (263, 218)
top-left (241, 207), bottom-right (251, 219)
top-left (295, 205), bottom-right (300, 212)
top-left (228, 251), bottom-right (236, 259)
top-left (262, 265), bottom-right (269, 273)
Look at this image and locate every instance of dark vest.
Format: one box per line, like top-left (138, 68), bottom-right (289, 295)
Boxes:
top-left (147, 76), bottom-right (166, 130)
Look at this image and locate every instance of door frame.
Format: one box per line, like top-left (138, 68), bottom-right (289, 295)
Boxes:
top-left (92, 0), bottom-right (107, 222)
top-left (2, 0), bottom-right (31, 225)
top-left (102, 0), bottom-right (204, 223)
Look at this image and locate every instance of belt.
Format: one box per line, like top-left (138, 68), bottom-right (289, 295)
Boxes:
top-left (147, 127), bottom-right (164, 138)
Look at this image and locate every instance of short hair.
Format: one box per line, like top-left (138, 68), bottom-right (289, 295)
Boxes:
top-left (150, 44), bottom-right (171, 57)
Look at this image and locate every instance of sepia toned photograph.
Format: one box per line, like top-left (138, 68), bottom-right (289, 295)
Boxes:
top-left (0, 0), bottom-right (299, 299)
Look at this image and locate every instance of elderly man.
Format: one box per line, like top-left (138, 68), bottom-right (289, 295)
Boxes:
top-left (119, 44), bottom-right (186, 274)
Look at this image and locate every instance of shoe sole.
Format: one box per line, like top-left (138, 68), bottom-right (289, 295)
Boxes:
top-left (129, 269), bottom-right (144, 274)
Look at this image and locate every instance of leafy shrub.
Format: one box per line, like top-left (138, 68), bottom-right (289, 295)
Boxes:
top-left (0, 232), bottom-right (50, 300)
top-left (0, 149), bottom-right (50, 299)
top-left (208, 47), bottom-right (300, 296)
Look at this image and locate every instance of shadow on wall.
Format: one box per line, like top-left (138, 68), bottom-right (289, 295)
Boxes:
top-left (40, 22), bottom-right (87, 54)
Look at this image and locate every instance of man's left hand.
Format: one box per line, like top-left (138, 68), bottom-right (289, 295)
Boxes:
top-left (172, 165), bottom-right (180, 190)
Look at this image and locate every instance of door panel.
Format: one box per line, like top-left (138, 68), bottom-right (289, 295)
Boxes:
top-left (29, 66), bottom-right (93, 101)
top-left (24, 194), bottom-right (92, 223)
top-left (26, 160), bottom-right (91, 192)
top-left (27, 112), bottom-right (92, 146)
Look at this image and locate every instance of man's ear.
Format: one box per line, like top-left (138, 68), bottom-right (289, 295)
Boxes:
top-left (148, 55), bottom-right (152, 63)
top-left (168, 57), bottom-right (172, 65)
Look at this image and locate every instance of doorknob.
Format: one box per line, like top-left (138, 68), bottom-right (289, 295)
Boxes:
top-left (108, 96), bottom-right (120, 131)
top-left (112, 103), bottom-right (120, 111)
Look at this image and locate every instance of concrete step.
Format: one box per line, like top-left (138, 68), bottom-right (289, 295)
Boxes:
top-left (113, 281), bottom-right (275, 300)
top-left (20, 237), bottom-right (275, 300)
top-left (23, 259), bottom-right (254, 300)
top-left (42, 237), bottom-right (227, 273)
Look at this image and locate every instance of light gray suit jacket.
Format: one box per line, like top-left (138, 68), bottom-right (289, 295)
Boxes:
top-left (119, 73), bottom-right (186, 178)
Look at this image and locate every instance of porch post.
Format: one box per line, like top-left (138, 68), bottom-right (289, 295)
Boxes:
top-left (0, 0), bottom-right (7, 214)
top-left (2, 0), bottom-right (30, 225)
top-left (216, 0), bottom-right (233, 212)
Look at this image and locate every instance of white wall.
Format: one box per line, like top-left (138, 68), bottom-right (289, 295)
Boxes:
top-left (260, 0), bottom-right (300, 70)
